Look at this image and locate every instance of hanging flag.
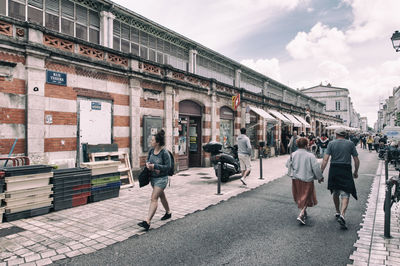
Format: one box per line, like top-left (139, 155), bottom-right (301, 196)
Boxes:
top-left (232, 93), bottom-right (240, 110)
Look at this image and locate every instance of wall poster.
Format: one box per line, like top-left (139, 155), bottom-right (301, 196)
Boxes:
top-left (143, 116), bottom-right (163, 152)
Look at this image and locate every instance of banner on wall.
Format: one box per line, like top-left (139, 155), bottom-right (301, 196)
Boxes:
top-left (232, 93), bottom-right (240, 110)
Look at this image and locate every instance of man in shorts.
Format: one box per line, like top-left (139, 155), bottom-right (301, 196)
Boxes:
top-left (321, 127), bottom-right (360, 229)
top-left (237, 128), bottom-right (252, 186)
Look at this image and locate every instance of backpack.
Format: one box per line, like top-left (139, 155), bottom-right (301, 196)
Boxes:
top-left (163, 149), bottom-right (175, 176)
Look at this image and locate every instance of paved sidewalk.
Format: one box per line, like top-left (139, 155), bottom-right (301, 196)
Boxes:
top-left (349, 160), bottom-right (400, 265)
top-left (0, 155), bottom-right (289, 265)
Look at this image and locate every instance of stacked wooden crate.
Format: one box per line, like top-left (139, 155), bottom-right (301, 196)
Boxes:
top-left (81, 161), bottom-right (121, 202)
top-left (52, 168), bottom-right (92, 211)
top-left (2, 165), bottom-right (53, 222)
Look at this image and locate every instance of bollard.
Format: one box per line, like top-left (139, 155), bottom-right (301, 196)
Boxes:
top-left (216, 162), bottom-right (222, 195)
top-left (384, 181), bottom-right (392, 238)
top-left (385, 151), bottom-right (389, 181)
top-left (259, 142), bottom-right (265, 180)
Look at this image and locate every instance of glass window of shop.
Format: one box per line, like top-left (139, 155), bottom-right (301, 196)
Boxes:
top-left (220, 106), bottom-right (234, 151)
top-left (6, 0), bottom-right (99, 44)
top-left (196, 55), bottom-right (234, 86)
top-left (113, 21), bottom-right (188, 71)
top-left (246, 111), bottom-right (258, 147)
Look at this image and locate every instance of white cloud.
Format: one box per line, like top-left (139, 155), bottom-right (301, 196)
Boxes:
top-left (286, 23), bottom-right (349, 62)
top-left (344, 0), bottom-right (400, 43)
top-left (317, 61), bottom-right (349, 81)
top-left (241, 58), bottom-right (282, 81)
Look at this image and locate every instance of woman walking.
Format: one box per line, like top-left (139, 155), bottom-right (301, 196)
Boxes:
top-left (138, 129), bottom-right (172, 231)
top-left (286, 137), bottom-right (324, 225)
top-left (367, 135), bottom-right (374, 152)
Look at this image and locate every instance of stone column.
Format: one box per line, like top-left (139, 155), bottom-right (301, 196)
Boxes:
top-left (188, 49), bottom-right (197, 74)
top-left (263, 81), bottom-right (269, 97)
top-left (26, 50), bottom-right (48, 164)
top-left (108, 13), bottom-right (115, 49)
top-left (235, 69), bottom-right (241, 88)
top-left (100, 11), bottom-right (108, 47)
top-left (164, 85), bottom-right (174, 151)
top-left (129, 78), bottom-right (142, 169)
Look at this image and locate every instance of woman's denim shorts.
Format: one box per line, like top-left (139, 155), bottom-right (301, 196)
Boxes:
top-left (151, 176), bottom-right (168, 189)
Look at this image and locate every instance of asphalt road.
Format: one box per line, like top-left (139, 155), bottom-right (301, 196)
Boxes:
top-left (56, 148), bottom-right (379, 266)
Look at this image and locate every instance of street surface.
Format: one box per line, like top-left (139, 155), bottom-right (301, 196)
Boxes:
top-left (57, 148), bottom-right (378, 266)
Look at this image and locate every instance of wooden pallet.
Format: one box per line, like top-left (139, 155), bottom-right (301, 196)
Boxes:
top-left (89, 151), bottom-right (134, 189)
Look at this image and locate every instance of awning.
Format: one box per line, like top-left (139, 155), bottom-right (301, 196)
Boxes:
top-left (282, 113), bottom-right (302, 128)
top-left (268, 109), bottom-right (292, 124)
top-left (293, 115), bottom-right (311, 128)
top-left (249, 106), bottom-right (277, 122)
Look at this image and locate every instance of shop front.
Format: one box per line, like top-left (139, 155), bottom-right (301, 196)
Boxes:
top-left (178, 100), bottom-right (203, 170)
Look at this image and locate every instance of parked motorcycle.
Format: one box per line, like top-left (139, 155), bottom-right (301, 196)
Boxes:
top-left (203, 141), bottom-right (241, 182)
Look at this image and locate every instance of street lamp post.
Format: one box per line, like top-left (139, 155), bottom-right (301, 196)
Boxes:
top-left (391, 30), bottom-right (400, 52)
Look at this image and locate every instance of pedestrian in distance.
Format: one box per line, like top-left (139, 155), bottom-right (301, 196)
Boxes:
top-left (288, 131), bottom-right (299, 153)
top-left (237, 128), bottom-right (252, 186)
top-left (374, 134), bottom-right (380, 153)
top-left (317, 133), bottom-right (329, 158)
top-left (361, 135), bottom-right (367, 149)
top-left (367, 135), bottom-right (374, 152)
top-left (286, 137), bottom-right (324, 225)
top-left (138, 129), bottom-right (172, 231)
top-left (321, 128), bottom-right (360, 230)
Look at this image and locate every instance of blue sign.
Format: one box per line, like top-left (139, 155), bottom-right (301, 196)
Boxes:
top-left (46, 70), bottom-right (67, 86)
top-left (91, 102), bottom-right (101, 110)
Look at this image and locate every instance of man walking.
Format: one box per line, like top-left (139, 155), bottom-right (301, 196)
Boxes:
top-left (321, 128), bottom-right (360, 230)
top-left (237, 128), bottom-right (252, 186)
top-left (374, 134), bottom-right (380, 153)
top-left (288, 131), bottom-right (299, 153)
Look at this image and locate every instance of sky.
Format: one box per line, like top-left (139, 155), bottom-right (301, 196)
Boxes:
top-left (112, 0), bottom-right (400, 127)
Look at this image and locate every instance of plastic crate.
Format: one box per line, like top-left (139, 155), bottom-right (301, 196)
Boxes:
top-left (89, 187), bottom-right (120, 202)
top-left (52, 186), bottom-right (91, 201)
top-left (5, 199), bottom-right (53, 214)
top-left (91, 172), bottom-right (120, 180)
top-left (91, 181), bottom-right (121, 191)
top-left (5, 185), bottom-right (53, 200)
top-left (52, 175), bottom-right (91, 189)
top-left (53, 193), bottom-right (90, 211)
top-left (91, 174), bottom-right (120, 186)
top-left (53, 168), bottom-right (91, 176)
top-left (5, 172), bottom-right (52, 191)
top-left (4, 206), bottom-right (52, 222)
top-left (1, 165), bottom-right (53, 177)
top-left (0, 171), bottom-right (4, 193)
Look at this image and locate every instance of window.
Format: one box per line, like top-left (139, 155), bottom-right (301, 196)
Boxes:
top-left (61, 0), bottom-right (74, 36)
top-left (9, 0), bottom-right (26, 20)
top-left (336, 91), bottom-right (340, 96)
top-left (335, 101), bottom-right (341, 111)
top-left (0, 0), bottom-right (6, 15)
top-left (46, 0), bottom-right (59, 31)
top-left (28, 0), bottom-right (43, 25)
top-left (335, 115), bottom-right (341, 119)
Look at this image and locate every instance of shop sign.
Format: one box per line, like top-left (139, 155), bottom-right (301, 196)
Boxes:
top-left (46, 70), bottom-right (67, 86)
top-left (91, 102), bottom-right (101, 110)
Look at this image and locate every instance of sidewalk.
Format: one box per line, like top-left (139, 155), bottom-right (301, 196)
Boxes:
top-left (349, 160), bottom-right (400, 265)
top-left (0, 155), bottom-right (289, 266)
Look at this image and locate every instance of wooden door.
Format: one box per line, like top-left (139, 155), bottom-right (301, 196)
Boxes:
top-left (178, 116), bottom-right (189, 170)
top-left (189, 117), bottom-right (202, 167)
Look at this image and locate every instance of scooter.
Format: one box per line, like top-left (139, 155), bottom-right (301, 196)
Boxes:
top-left (203, 141), bottom-right (241, 182)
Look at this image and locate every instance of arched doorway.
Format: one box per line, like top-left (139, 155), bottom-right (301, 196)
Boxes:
top-left (220, 106), bottom-right (234, 152)
top-left (178, 100), bottom-right (202, 170)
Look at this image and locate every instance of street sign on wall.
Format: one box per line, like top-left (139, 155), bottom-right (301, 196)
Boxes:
top-left (46, 70), bottom-right (67, 86)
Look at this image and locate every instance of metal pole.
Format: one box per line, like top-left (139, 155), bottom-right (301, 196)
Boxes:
top-left (216, 162), bottom-right (222, 195)
top-left (384, 150), bottom-right (392, 238)
top-left (259, 148), bottom-right (264, 180)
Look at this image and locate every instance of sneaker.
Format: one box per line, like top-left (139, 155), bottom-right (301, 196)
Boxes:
top-left (337, 215), bottom-right (347, 229)
top-left (137, 221), bottom-right (150, 231)
top-left (335, 213), bottom-right (340, 219)
top-left (161, 212), bottom-right (172, 221)
top-left (240, 178), bottom-right (247, 186)
top-left (297, 215), bottom-right (306, 225)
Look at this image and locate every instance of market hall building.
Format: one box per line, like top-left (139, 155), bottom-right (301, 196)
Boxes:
top-left (0, 0), bottom-right (341, 171)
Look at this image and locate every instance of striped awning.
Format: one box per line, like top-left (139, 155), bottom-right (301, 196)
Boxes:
top-left (293, 115), bottom-right (311, 128)
top-left (249, 106), bottom-right (277, 122)
top-left (268, 109), bottom-right (291, 124)
top-left (283, 113), bottom-right (302, 128)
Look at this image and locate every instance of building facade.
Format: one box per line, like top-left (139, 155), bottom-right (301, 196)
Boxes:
top-left (0, 0), bottom-right (341, 171)
top-left (301, 83), bottom-right (360, 128)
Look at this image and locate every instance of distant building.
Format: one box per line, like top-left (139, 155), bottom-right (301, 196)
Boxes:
top-left (300, 83), bottom-right (360, 127)
top-left (360, 117), bottom-right (368, 132)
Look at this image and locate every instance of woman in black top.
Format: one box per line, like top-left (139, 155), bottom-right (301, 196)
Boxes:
top-left (138, 129), bottom-right (172, 231)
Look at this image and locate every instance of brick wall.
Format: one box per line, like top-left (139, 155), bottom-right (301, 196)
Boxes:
top-left (0, 108), bottom-right (25, 124)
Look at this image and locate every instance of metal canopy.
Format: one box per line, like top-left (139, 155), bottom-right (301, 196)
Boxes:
top-left (268, 109), bottom-right (291, 124)
top-left (283, 113), bottom-right (302, 128)
top-left (249, 106), bottom-right (277, 122)
top-left (293, 115), bottom-right (311, 128)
